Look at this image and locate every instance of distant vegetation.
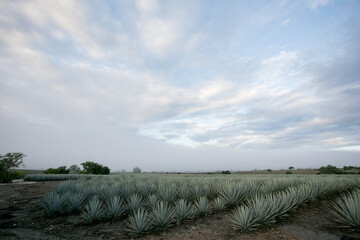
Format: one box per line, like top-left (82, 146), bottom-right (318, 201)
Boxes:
top-left (44, 161), bottom-right (110, 175)
top-left (318, 165), bottom-right (360, 175)
top-left (0, 152), bottom-right (26, 183)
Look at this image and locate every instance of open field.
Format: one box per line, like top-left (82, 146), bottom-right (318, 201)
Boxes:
top-left (1, 174), bottom-right (360, 240)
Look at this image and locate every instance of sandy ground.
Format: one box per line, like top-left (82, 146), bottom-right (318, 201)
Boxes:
top-left (0, 180), bottom-right (359, 240)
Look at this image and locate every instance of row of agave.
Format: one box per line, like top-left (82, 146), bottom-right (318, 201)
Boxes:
top-left (40, 174), bottom-right (360, 236)
top-left (332, 188), bottom-right (360, 232)
top-left (229, 178), bottom-right (360, 232)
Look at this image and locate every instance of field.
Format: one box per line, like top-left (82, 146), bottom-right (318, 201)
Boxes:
top-left (1, 174), bottom-right (360, 240)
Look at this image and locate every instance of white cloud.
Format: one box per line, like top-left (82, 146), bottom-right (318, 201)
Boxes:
top-left (307, 0), bottom-right (333, 9)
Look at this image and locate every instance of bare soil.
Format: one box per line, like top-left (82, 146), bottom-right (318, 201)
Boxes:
top-left (0, 181), bottom-right (359, 240)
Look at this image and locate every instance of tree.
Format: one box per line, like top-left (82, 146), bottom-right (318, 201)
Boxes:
top-left (133, 167), bottom-right (141, 173)
top-left (44, 166), bottom-right (69, 174)
top-left (0, 152), bottom-right (26, 183)
top-left (68, 164), bottom-right (81, 174)
top-left (81, 161), bottom-right (110, 175)
top-left (319, 165), bottom-right (343, 174)
top-left (289, 166), bottom-right (294, 170)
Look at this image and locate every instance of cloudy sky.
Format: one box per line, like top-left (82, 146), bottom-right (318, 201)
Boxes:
top-left (1, 0), bottom-right (360, 172)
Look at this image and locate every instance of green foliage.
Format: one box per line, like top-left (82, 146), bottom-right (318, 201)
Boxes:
top-left (42, 191), bottom-right (66, 214)
top-left (44, 166), bottom-right (70, 174)
top-left (68, 164), bottom-right (81, 174)
top-left (81, 161), bottom-right (110, 175)
top-left (289, 166), bottom-right (294, 170)
top-left (105, 196), bottom-right (127, 220)
top-left (127, 193), bottom-right (143, 212)
top-left (82, 197), bottom-right (105, 223)
top-left (221, 170), bottom-right (231, 174)
top-left (0, 152), bottom-right (25, 183)
top-left (65, 192), bottom-right (86, 212)
top-left (332, 189), bottom-right (360, 232)
top-left (212, 196), bottom-right (226, 211)
top-left (133, 166), bottom-right (141, 173)
top-left (194, 196), bottom-right (211, 217)
top-left (150, 201), bottom-right (175, 230)
top-left (175, 199), bottom-right (194, 224)
top-left (127, 208), bottom-right (151, 236)
top-left (230, 205), bottom-right (259, 232)
top-left (286, 171), bottom-right (293, 174)
top-left (319, 165), bottom-right (343, 174)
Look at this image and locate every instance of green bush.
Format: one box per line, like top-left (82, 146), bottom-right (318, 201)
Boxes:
top-left (44, 166), bottom-right (69, 174)
top-left (81, 161), bottom-right (110, 175)
top-left (286, 171), bottom-right (292, 174)
top-left (221, 170), bottom-right (231, 174)
top-left (319, 165), bottom-right (344, 174)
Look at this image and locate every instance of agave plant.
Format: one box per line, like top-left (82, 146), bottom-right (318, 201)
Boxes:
top-left (65, 192), bottom-right (86, 212)
top-left (55, 180), bottom-right (74, 194)
top-left (150, 201), bottom-right (175, 230)
top-left (106, 196), bottom-right (127, 219)
top-left (249, 195), bottom-right (277, 226)
top-left (230, 205), bottom-right (259, 232)
top-left (82, 197), bottom-right (104, 223)
top-left (332, 190), bottom-right (360, 232)
top-left (175, 199), bottom-right (194, 224)
top-left (42, 191), bottom-right (66, 214)
top-left (178, 185), bottom-right (191, 201)
top-left (191, 185), bottom-right (204, 200)
top-left (146, 194), bottom-right (159, 210)
top-left (221, 184), bottom-right (244, 208)
top-left (127, 193), bottom-right (143, 212)
top-left (127, 208), bottom-right (151, 236)
top-left (194, 196), bottom-right (211, 217)
top-left (212, 196), bottom-right (226, 211)
top-left (157, 184), bottom-right (178, 203)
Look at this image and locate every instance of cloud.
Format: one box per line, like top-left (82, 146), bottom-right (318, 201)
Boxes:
top-left (307, 0), bottom-right (333, 9)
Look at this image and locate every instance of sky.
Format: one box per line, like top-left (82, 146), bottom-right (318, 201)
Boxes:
top-left (1, 0), bottom-right (360, 172)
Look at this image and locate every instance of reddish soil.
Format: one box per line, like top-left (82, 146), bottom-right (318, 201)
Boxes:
top-left (0, 180), bottom-right (359, 240)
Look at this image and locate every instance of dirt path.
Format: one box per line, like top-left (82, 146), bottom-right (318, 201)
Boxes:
top-left (0, 181), bottom-right (359, 240)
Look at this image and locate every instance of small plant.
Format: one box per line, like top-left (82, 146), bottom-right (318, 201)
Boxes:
top-left (157, 184), bottom-right (178, 203)
top-left (146, 194), bottom-right (159, 210)
top-left (175, 199), bottom-right (194, 224)
top-left (82, 197), bottom-right (104, 223)
top-left (230, 205), bottom-right (259, 232)
top-left (150, 201), bottom-right (175, 230)
top-left (42, 191), bottom-right (66, 214)
top-left (127, 208), bottom-right (151, 236)
top-left (212, 196), bottom-right (226, 211)
top-left (127, 193), bottom-right (143, 212)
top-left (55, 181), bottom-right (73, 194)
top-left (332, 190), bottom-right (360, 232)
top-left (106, 196), bottom-right (127, 219)
top-left (221, 184), bottom-right (244, 208)
top-left (65, 192), bottom-right (86, 212)
top-left (194, 196), bottom-right (211, 217)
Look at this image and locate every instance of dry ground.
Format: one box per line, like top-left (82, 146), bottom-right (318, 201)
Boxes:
top-left (0, 180), bottom-right (359, 240)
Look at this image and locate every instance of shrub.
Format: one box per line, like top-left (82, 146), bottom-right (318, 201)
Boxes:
top-left (319, 165), bottom-right (343, 174)
top-left (221, 170), bottom-right (231, 174)
top-left (81, 161), bottom-right (110, 175)
top-left (286, 171), bottom-right (292, 174)
top-left (44, 166), bottom-right (69, 174)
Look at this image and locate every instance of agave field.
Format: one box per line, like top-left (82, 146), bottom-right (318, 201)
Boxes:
top-left (31, 173), bottom-right (360, 237)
